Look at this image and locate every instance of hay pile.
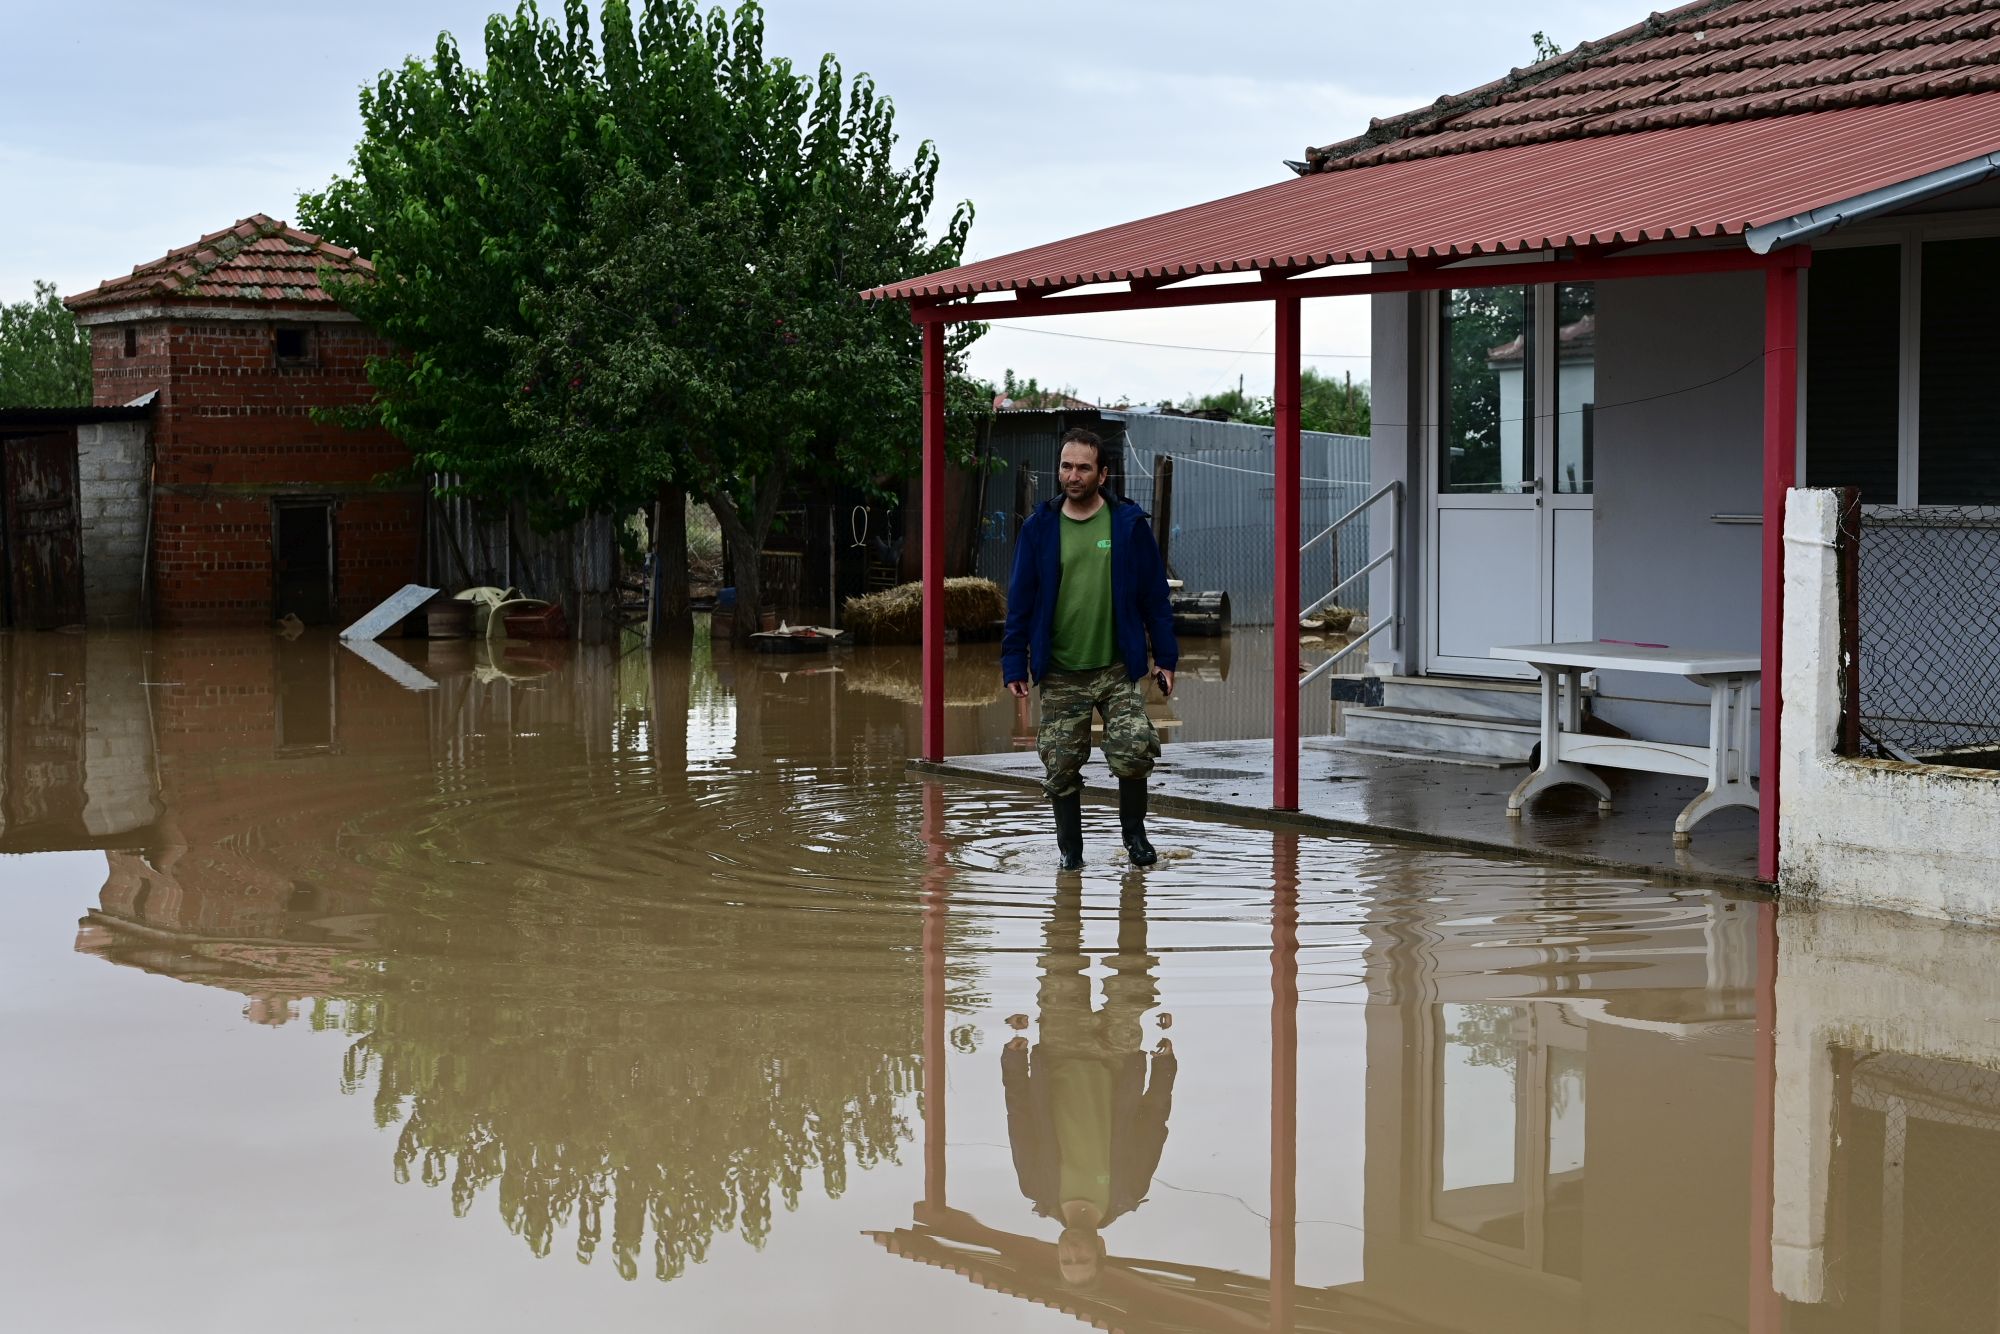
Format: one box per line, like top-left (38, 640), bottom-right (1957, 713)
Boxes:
top-left (843, 577), bottom-right (1006, 645)
top-left (844, 654), bottom-right (1003, 707)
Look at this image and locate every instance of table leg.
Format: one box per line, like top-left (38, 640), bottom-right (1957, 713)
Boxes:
top-left (1508, 664), bottom-right (1612, 817)
top-left (1674, 672), bottom-right (1762, 843)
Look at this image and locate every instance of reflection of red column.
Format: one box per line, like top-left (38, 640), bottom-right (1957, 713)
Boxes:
top-left (1750, 899), bottom-right (1780, 1333)
top-left (921, 323), bottom-right (947, 764)
top-left (1270, 831), bottom-right (1300, 1331)
top-left (921, 781), bottom-right (951, 1214)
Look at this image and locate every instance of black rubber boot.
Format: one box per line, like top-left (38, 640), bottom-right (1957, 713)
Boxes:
top-left (1052, 792), bottom-right (1085, 871)
top-left (1119, 778), bottom-right (1158, 866)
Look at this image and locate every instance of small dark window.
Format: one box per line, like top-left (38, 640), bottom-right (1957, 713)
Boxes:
top-left (274, 327), bottom-right (311, 363)
top-left (1806, 245), bottom-right (1901, 505)
top-left (122, 327), bottom-right (137, 358)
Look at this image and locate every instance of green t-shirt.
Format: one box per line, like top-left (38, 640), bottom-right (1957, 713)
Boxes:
top-left (1051, 505), bottom-right (1115, 673)
top-left (1050, 1057), bottom-right (1114, 1215)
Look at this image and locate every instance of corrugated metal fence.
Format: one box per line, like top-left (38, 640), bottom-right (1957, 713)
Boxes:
top-left (973, 412), bottom-right (1371, 626)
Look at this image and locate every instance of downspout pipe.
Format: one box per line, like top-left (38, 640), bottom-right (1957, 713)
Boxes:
top-left (1747, 152), bottom-right (2000, 253)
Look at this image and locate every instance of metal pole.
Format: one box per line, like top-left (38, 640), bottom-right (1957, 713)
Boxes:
top-left (1760, 255), bottom-right (1804, 882)
top-left (1274, 294), bottom-right (1302, 810)
top-left (922, 322), bottom-right (947, 763)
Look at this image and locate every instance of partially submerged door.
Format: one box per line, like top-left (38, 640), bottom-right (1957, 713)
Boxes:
top-left (2, 432), bottom-right (85, 630)
top-left (273, 499), bottom-right (335, 624)
top-left (1427, 282), bottom-right (1596, 677)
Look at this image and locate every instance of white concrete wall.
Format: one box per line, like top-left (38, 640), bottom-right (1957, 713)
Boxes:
top-left (75, 421), bottom-right (149, 627)
top-left (1780, 487), bottom-right (2000, 919)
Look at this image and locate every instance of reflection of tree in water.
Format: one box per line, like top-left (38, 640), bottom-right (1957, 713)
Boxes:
top-left (1448, 1002), bottom-right (1521, 1074)
top-left (291, 897), bottom-right (926, 1283)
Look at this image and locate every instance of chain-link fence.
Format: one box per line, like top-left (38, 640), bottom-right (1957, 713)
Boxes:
top-left (1843, 504), bottom-right (2000, 763)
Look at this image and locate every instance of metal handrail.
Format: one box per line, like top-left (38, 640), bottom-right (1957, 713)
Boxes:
top-left (1298, 480), bottom-right (1401, 691)
top-left (1301, 481), bottom-right (1401, 558)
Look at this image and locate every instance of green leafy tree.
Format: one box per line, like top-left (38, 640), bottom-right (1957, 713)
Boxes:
top-left (300, 1), bottom-right (978, 641)
top-left (0, 281), bottom-right (92, 408)
top-left (1177, 368), bottom-right (1370, 435)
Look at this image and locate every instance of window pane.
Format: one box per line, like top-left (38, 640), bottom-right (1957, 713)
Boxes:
top-left (1806, 245), bottom-right (1902, 505)
top-left (1441, 286), bottom-right (1533, 495)
top-left (1920, 238), bottom-right (2000, 505)
top-left (1554, 283), bottom-right (1595, 494)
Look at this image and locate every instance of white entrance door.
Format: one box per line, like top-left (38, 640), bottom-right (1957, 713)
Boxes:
top-left (1427, 281), bottom-right (1596, 678)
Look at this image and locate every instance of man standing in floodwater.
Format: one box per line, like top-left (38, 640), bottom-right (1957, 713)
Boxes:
top-left (1003, 427), bottom-right (1178, 869)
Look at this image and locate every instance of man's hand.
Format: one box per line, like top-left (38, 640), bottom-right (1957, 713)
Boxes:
top-left (1154, 669), bottom-right (1175, 697)
top-left (1007, 679), bottom-right (1030, 699)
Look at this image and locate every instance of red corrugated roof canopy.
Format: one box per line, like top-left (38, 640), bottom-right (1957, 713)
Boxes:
top-left (865, 91), bottom-right (2000, 302)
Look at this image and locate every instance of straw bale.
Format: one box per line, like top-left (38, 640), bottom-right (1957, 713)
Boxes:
top-left (843, 578), bottom-right (1007, 645)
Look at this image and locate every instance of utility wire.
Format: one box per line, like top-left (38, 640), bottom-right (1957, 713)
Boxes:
top-left (985, 323), bottom-right (1370, 360)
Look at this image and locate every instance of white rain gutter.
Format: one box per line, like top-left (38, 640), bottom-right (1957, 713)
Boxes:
top-left (1747, 151), bottom-right (2000, 253)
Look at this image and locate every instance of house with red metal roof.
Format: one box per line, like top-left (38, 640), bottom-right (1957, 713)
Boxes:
top-left (878, 0), bottom-right (2000, 907)
top-left (62, 215), bottom-right (421, 628)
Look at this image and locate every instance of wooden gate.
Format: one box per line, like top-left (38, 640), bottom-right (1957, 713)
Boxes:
top-left (2, 432), bottom-right (84, 629)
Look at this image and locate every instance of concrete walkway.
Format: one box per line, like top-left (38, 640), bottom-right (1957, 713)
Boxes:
top-left (915, 736), bottom-right (1764, 890)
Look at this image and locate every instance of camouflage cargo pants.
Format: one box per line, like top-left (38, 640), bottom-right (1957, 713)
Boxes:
top-left (1037, 665), bottom-right (1160, 800)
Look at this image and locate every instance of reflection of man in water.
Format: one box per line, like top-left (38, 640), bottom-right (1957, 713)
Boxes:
top-left (1003, 877), bottom-right (1176, 1289)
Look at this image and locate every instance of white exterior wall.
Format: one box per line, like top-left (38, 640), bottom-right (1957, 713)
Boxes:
top-left (1591, 270), bottom-right (1767, 749)
top-left (1367, 286), bottom-right (1421, 674)
top-left (75, 420), bottom-right (150, 627)
top-left (1780, 487), bottom-right (2000, 920)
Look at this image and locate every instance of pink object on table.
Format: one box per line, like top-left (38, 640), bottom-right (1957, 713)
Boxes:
top-left (1601, 638), bottom-right (1669, 648)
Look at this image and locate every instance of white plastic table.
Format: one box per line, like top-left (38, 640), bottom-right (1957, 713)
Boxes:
top-left (1491, 642), bottom-right (1761, 844)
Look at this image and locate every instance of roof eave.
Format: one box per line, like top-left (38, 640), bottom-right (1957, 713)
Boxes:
top-left (1746, 150), bottom-right (2000, 253)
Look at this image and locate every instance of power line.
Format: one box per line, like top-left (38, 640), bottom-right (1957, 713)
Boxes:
top-left (984, 323), bottom-right (1370, 360)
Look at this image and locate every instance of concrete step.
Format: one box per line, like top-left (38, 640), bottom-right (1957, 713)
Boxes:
top-left (1342, 704), bottom-right (1539, 762)
top-left (1321, 738), bottom-right (1522, 769)
top-left (1377, 674), bottom-right (1551, 722)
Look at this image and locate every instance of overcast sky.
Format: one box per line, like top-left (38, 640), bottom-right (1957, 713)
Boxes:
top-left (2, 0), bottom-right (1634, 405)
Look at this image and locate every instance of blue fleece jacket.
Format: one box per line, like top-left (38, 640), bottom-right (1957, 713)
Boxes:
top-left (1002, 496), bottom-right (1179, 685)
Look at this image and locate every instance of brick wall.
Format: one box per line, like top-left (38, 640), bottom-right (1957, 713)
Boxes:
top-left (88, 312), bottom-right (421, 627)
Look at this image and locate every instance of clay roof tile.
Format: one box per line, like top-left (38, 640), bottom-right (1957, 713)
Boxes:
top-left (64, 214), bottom-right (375, 314)
top-left (1309, 0), bottom-right (2000, 170)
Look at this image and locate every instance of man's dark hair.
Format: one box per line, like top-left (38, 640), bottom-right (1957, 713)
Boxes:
top-left (1059, 426), bottom-right (1104, 466)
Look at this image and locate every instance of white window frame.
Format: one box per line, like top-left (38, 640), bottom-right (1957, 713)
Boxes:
top-left (1804, 209), bottom-right (2000, 508)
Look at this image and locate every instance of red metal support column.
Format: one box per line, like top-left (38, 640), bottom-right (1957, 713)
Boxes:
top-left (1759, 256), bottom-right (1804, 883)
top-left (921, 322), bottom-right (947, 763)
top-left (1273, 294), bottom-right (1303, 810)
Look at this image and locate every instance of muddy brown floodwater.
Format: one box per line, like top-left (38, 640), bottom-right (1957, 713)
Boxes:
top-left (3, 628), bottom-right (1998, 1332)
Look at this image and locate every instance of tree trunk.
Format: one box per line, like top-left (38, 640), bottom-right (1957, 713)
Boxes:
top-left (651, 483), bottom-right (693, 646)
top-left (705, 460), bottom-right (788, 646)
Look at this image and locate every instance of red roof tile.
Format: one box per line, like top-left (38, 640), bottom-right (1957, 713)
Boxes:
top-left (65, 214), bottom-right (373, 313)
top-left (1310, 0), bottom-right (2000, 171)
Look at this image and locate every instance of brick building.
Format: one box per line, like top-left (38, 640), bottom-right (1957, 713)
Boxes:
top-left (63, 214), bottom-right (421, 627)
